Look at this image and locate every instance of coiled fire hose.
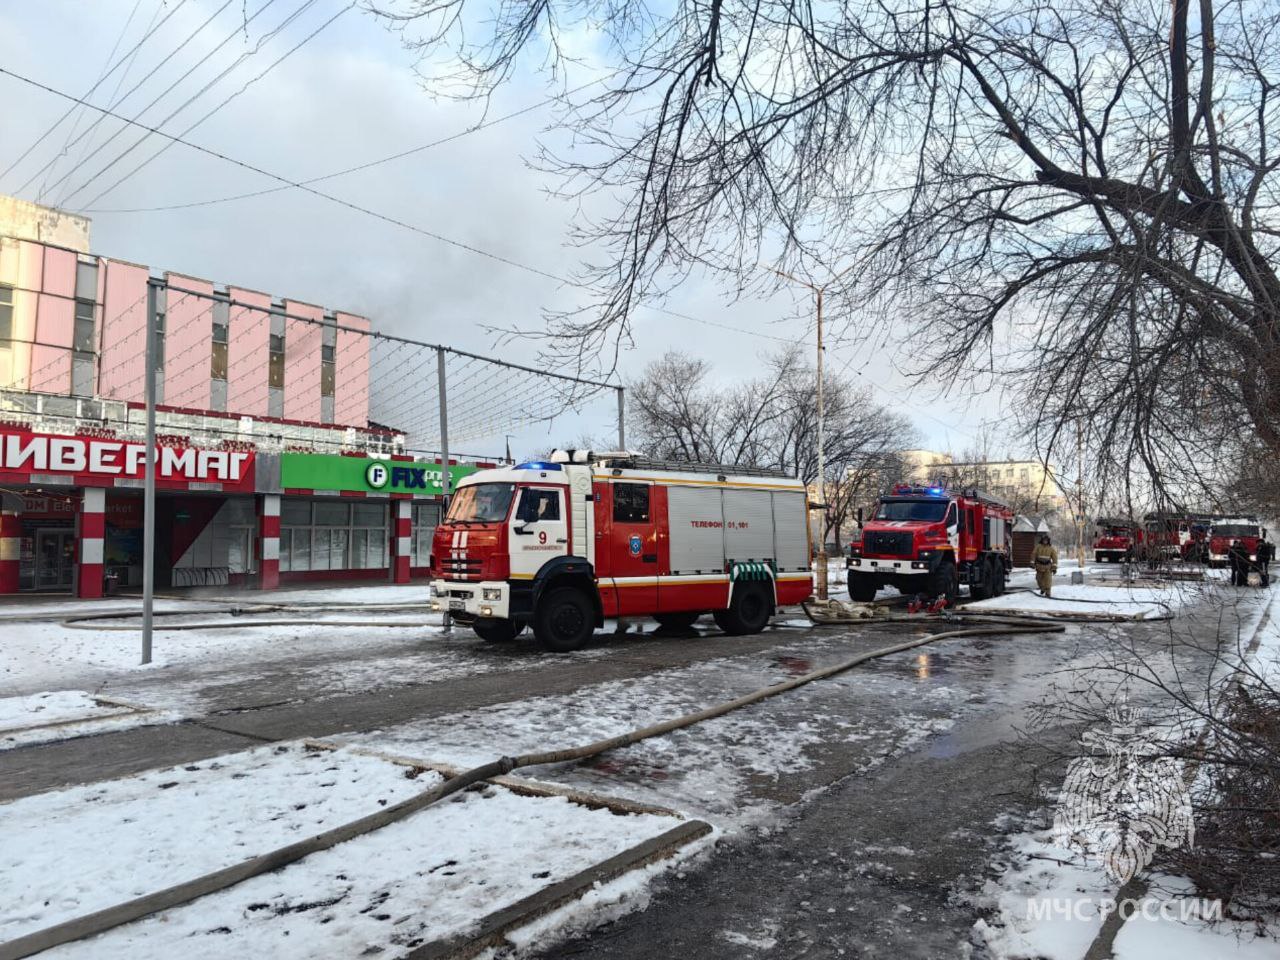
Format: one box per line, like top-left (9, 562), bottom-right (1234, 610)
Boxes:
top-left (0, 615), bottom-right (1065, 960)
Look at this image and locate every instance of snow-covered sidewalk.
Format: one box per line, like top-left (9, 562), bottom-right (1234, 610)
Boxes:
top-left (966, 582), bottom-right (1202, 619)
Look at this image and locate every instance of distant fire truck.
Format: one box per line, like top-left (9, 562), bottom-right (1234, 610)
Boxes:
top-left (428, 451), bottom-right (813, 651)
top-left (1207, 516), bottom-right (1265, 567)
top-left (846, 484), bottom-right (1014, 603)
top-left (1092, 517), bottom-right (1140, 563)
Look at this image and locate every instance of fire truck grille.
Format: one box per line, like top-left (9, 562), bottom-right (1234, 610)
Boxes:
top-left (865, 530), bottom-right (914, 556)
top-left (441, 558), bottom-right (482, 579)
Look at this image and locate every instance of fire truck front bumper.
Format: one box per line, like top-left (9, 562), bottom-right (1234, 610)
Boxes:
top-left (430, 580), bottom-right (511, 620)
top-left (847, 557), bottom-right (933, 574)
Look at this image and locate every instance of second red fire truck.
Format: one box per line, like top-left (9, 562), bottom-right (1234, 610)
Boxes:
top-left (846, 483), bottom-right (1014, 603)
top-left (428, 451), bottom-right (813, 651)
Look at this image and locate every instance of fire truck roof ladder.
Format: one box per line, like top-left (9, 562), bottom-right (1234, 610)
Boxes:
top-left (593, 454), bottom-right (795, 480)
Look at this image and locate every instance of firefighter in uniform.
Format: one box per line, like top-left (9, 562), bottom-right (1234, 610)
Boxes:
top-left (1031, 533), bottom-right (1058, 597)
top-left (1228, 539), bottom-right (1249, 586)
top-left (1259, 537), bottom-right (1273, 587)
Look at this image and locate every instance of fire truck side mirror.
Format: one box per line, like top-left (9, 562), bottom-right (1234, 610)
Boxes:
top-left (856, 508), bottom-right (864, 528)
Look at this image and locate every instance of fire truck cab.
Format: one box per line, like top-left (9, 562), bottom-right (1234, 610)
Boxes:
top-left (1092, 517), bottom-right (1139, 563)
top-left (846, 484), bottom-right (1014, 603)
top-left (428, 450), bottom-right (813, 651)
top-left (1208, 516), bottom-right (1264, 567)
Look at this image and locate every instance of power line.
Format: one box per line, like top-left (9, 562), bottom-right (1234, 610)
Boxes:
top-left (26, 0), bottom-right (246, 206)
top-left (83, 74), bottom-right (618, 214)
top-left (0, 63), bottom-right (792, 348)
top-left (0, 0), bottom-right (191, 185)
top-left (63, 0), bottom-right (325, 208)
top-left (38, 0), bottom-right (149, 204)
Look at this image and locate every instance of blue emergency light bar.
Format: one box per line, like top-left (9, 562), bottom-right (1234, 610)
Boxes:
top-left (514, 461), bottom-right (563, 471)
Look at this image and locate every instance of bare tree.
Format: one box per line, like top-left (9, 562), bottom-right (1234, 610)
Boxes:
top-left (627, 346), bottom-right (914, 548)
top-left (375, 0), bottom-right (1280, 497)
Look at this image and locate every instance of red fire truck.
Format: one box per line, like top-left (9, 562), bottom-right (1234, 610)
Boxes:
top-left (1092, 517), bottom-right (1141, 563)
top-left (846, 484), bottom-right (1014, 603)
top-left (1207, 516), bottom-right (1265, 567)
top-left (428, 451), bottom-right (813, 651)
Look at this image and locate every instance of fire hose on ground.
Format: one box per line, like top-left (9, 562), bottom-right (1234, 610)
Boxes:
top-left (0, 613), bottom-right (1093, 960)
top-left (1, 599), bottom-right (1188, 960)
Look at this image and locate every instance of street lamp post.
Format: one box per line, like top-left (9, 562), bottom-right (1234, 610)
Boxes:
top-left (768, 261), bottom-right (859, 602)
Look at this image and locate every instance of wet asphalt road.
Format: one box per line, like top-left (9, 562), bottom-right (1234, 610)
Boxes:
top-left (1, 576), bottom-right (1250, 958)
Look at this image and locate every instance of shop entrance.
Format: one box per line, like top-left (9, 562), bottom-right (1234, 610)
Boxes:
top-left (34, 529), bottom-right (75, 591)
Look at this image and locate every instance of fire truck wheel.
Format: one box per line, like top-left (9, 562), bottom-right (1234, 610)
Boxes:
top-left (473, 619), bottom-right (523, 643)
top-left (654, 612), bottom-right (701, 631)
top-left (535, 587), bottom-right (595, 652)
top-left (713, 583), bottom-right (772, 636)
top-left (847, 575), bottom-right (878, 603)
top-left (991, 561), bottom-right (1006, 597)
top-left (930, 561), bottom-right (958, 603)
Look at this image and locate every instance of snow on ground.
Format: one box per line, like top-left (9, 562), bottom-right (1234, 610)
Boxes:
top-left (1111, 876), bottom-right (1280, 960)
top-left (0, 616), bottom-right (442, 696)
top-left (0, 742), bottom-right (436, 943)
top-left (0, 689), bottom-right (176, 751)
top-left (6, 743), bottom-right (696, 960)
top-left (972, 824), bottom-right (1116, 960)
top-left (966, 582), bottom-right (1202, 619)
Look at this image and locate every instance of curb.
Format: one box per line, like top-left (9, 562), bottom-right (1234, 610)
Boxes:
top-left (403, 819), bottom-right (714, 960)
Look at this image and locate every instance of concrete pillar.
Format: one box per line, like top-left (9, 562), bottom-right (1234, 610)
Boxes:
top-left (258, 494), bottom-right (280, 591)
top-left (391, 498), bottom-right (411, 583)
top-left (76, 487), bottom-right (106, 599)
top-left (0, 510), bottom-right (20, 594)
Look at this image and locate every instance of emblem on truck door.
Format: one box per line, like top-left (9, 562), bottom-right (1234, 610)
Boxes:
top-left (629, 534), bottom-right (643, 556)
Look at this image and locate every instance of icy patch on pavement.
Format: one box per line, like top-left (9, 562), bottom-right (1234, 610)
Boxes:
top-left (28, 768), bottom-right (693, 959)
top-left (353, 647), bottom-right (964, 832)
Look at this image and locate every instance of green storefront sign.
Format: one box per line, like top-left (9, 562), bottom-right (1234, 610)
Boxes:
top-left (280, 453), bottom-right (479, 495)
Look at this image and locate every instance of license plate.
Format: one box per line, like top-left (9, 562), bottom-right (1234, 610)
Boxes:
top-left (449, 599), bottom-right (464, 611)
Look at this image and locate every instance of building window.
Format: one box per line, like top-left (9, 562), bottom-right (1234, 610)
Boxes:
top-left (279, 499), bottom-right (388, 572)
top-left (0, 285), bottom-right (13, 342)
top-left (268, 334), bottom-right (285, 388)
top-left (411, 502), bottom-right (441, 566)
top-left (73, 300), bottom-right (95, 352)
top-left (154, 301), bottom-right (166, 405)
top-left (74, 261), bottom-right (98, 301)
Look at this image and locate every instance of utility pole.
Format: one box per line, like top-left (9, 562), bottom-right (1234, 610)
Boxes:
top-left (437, 347), bottom-right (451, 634)
top-left (1076, 421), bottom-right (1086, 570)
top-left (767, 261), bottom-right (859, 601)
top-left (141, 279), bottom-right (158, 664)
top-left (616, 386), bottom-right (626, 450)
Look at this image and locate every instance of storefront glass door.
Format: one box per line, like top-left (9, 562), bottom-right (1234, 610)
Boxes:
top-left (35, 530), bottom-right (75, 591)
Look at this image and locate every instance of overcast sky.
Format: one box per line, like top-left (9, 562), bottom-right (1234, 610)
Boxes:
top-left (0, 0), bottom-right (1011, 460)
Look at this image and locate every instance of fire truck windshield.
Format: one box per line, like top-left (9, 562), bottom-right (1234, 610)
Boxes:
top-left (876, 500), bottom-right (948, 522)
top-left (446, 483), bottom-right (516, 523)
top-left (1212, 523), bottom-right (1259, 538)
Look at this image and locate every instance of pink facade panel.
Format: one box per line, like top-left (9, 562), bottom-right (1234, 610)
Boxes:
top-left (97, 259), bottom-right (149, 403)
top-left (36, 293), bottom-right (73, 348)
top-left (163, 273), bottom-right (214, 410)
top-left (41, 246), bottom-right (76, 298)
top-left (333, 312), bottom-right (370, 427)
top-left (29, 343), bottom-right (70, 393)
top-left (283, 300), bottom-right (322, 422)
top-left (16, 240), bottom-right (44, 292)
top-left (227, 287), bottom-right (271, 418)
